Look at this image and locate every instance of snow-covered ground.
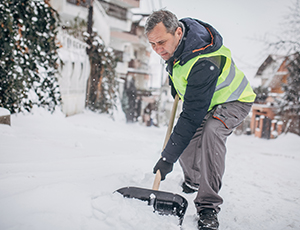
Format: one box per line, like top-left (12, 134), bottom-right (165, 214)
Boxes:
top-left (0, 108), bottom-right (299, 230)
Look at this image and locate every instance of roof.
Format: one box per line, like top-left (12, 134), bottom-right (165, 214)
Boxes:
top-left (254, 52), bottom-right (300, 92)
top-left (255, 54), bottom-right (285, 77)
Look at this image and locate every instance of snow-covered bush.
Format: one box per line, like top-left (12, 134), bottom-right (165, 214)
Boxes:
top-left (0, 0), bottom-right (61, 113)
top-left (65, 15), bottom-right (118, 117)
top-left (84, 30), bottom-right (118, 117)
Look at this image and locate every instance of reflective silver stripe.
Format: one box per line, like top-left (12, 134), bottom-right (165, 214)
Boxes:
top-left (215, 59), bottom-right (235, 91)
top-left (226, 75), bottom-right (248, 102)
top-left (177, 89), bottom-right (183, 96)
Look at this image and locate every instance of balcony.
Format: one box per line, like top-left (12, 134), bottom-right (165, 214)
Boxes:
top-left (102, 0), bottom-right (139, 9)
top-left (67, 0), bottom-right (139, 8)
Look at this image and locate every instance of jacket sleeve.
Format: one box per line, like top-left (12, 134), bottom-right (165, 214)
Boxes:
top-left (162, 58), bottom-right (221, 163)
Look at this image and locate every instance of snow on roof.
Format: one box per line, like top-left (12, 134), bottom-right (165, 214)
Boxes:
top-left (255, 54), bottom-right (286, 78)
top-left (0, 108), bottom-right (10, 116)
top-left (255, 54), bottom-right (287, 88)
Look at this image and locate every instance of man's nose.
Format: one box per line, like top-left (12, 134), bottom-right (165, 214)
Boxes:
top-left (154, 45), bottom-right (163, 54)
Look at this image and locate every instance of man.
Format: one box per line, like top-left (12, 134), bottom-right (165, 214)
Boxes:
top-left (145, 10), bottom-right (256, 230)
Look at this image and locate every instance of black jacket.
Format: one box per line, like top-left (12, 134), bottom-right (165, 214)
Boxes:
top-left (162, 18), bottom-right (225, 163)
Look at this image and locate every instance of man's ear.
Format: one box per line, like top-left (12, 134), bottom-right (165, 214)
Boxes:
top-left (176, 27), bottom-right (183, 37)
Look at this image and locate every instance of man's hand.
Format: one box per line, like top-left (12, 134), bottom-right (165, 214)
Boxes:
top-left (153, 158), bottom-right (173, 181)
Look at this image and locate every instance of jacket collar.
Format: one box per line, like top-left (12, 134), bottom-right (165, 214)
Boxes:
top-left (166, 18), bottom-right (223, 67)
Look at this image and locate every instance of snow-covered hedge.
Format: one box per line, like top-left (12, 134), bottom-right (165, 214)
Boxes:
top-left (0, 0), bottom-right (61, 114)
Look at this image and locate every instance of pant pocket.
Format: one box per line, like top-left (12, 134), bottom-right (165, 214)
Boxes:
top-left (212, 102), bottom-right (252, 130)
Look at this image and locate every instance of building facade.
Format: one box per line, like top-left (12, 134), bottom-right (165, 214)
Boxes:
top-left (250, 54), bottom-right (298, 138)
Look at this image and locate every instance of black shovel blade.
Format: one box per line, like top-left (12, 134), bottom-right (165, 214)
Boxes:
top-left (116, 186), bottom-right (188, 225)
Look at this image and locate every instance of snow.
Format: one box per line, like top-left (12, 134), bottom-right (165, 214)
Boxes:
top-left (0, 108), bottom-right (10, 116)
top-left (0, 108), bottom-right (300, 230)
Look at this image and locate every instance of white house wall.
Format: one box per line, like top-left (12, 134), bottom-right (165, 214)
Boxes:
top-left (54, 1), bottom-right (88, 23)
top-left (116, 62), bottom-right (129, 75)
top-left (50, 0), bottom-right (111, 116)
top-left (50, 0), bottom-right (110, 45)
top-left (107, 16), bottom-right (132, 33)
top-left (93, 0), bottom-right (110, 44)
top-left (56, 32), bottom-right (90, 116)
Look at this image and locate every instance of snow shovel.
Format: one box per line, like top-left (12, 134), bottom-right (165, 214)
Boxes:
top-left (116, 95), bottom-right (188, 225)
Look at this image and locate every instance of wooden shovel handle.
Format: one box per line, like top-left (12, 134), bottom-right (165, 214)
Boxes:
top-left (152, 170), bottom-right (162, 191)
top-left (152, 94), bottom-right (179, 190)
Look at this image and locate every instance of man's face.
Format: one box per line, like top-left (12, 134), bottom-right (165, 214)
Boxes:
top-left (147, 22), bottom-right (183, 61)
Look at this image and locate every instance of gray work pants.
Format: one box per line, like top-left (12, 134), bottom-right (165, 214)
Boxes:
top-left (178, 101), bottom-right (253, 213)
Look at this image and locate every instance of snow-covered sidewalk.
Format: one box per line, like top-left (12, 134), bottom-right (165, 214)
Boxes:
top-left (0, 109), bottom-right (299, 230)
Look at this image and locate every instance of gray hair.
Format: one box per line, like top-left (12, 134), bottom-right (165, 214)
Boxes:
top-left (144, 9), bottom-right (181, 35)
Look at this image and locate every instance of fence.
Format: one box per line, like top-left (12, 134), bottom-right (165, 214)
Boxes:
top-left (254, 115), bottom-right (283, 139)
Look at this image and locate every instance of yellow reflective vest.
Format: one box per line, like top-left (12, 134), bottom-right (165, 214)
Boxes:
top-left (169, 45), bottom-right (256, 111)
